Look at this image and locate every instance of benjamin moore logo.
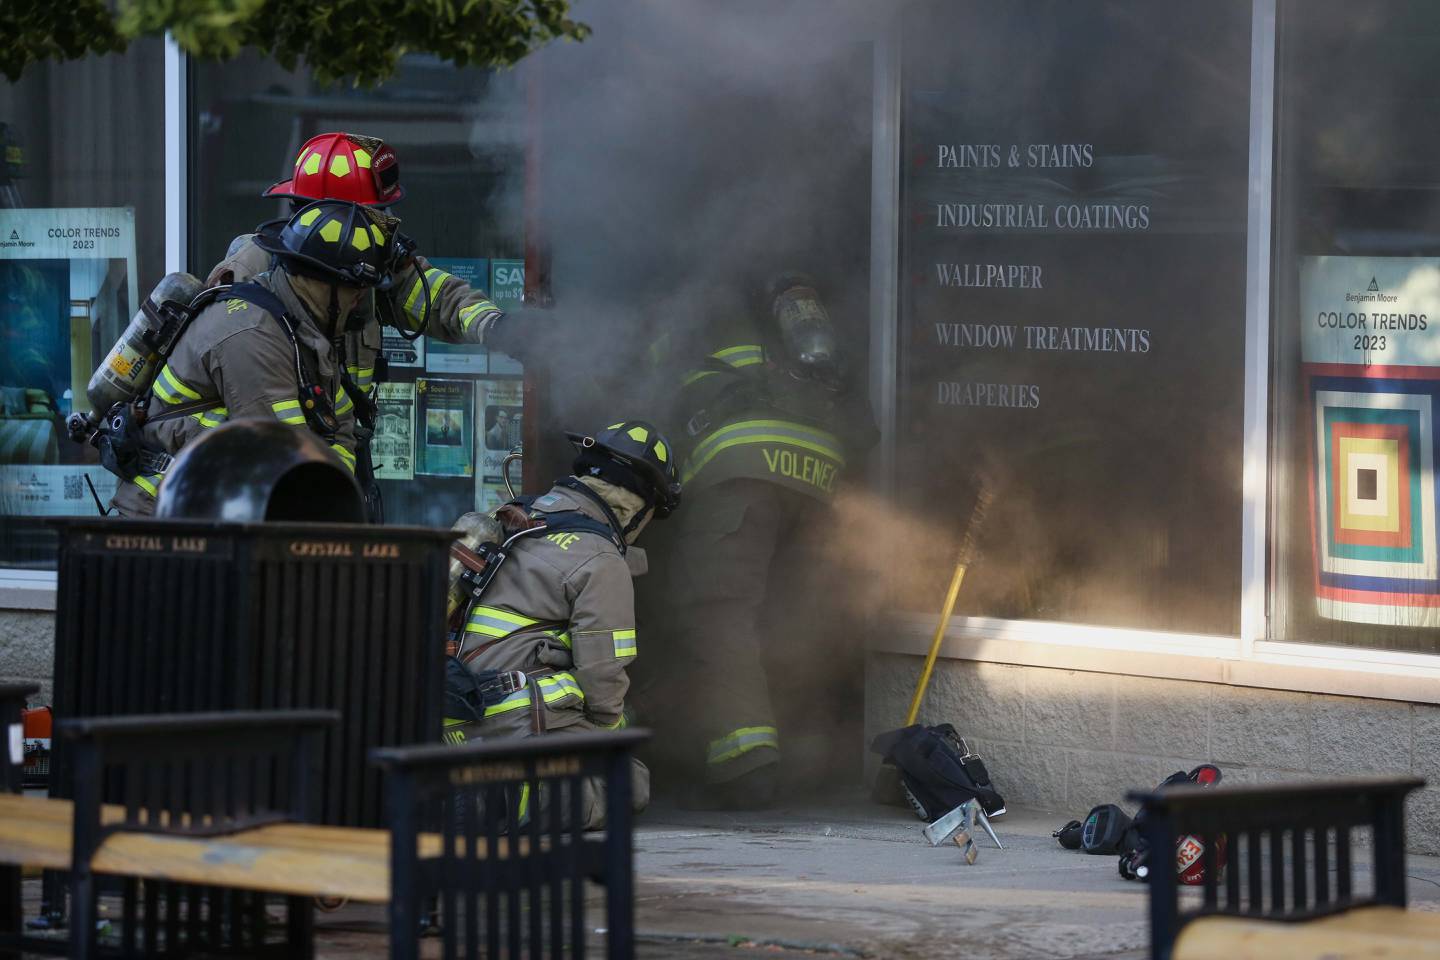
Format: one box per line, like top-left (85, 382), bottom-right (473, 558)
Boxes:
top-left (1346, 276), bottom-right (1396, 305)
top-left (0, 226), bottom-right (33, 249)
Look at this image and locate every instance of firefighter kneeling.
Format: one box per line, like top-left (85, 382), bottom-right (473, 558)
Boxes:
top-left (443, 421), bottom-right (681, 830)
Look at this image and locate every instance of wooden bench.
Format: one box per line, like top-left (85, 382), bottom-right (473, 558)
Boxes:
top-left (0, 685), bottom-right (647, 959)
top-left (1129, 775), bottom-right (1437, 960)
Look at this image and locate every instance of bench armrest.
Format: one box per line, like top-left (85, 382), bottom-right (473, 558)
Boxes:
top-left (372, 728), bottom-right (651, 960)
top-left (61, 708), bottom-right (339, 856)
top-left (1128, 775), bottom-right (1425, 960)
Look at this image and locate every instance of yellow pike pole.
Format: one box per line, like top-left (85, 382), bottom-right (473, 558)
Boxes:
top-left (905, 474), bottom-right (995, 726)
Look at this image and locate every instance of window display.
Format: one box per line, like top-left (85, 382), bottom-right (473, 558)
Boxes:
top-left (895, 0), bottom-right (1253, 634)
top-left (1270, 0), bottom-right (1440, 653)
top-left (0, 42), bottom-right (165, 565)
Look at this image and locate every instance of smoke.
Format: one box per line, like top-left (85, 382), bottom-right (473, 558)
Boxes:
top-left (530, 0), bottom-right (883, 433)
top-left (521, 1), bottom-right (891, 789)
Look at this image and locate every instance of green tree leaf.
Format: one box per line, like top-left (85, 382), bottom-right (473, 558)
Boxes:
top-left (0, 0), bottom-right (125, 82)
top-left (1, 0), bottom-right (586, 85)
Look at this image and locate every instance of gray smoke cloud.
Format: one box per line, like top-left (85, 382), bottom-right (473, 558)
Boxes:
top-left (527, 0), bottom-right (885, 437)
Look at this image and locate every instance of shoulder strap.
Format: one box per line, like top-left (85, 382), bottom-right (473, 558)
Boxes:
top-left (534, 511), bottom-right (624, 551)
top-left (221, 281), bottom-right (291, 323)
top-left (220, 281), bottom-right (339, 442)
top-left (502, 491), bottom-right (625, 553)
top-left (552, 478), bottom-right (628, 554)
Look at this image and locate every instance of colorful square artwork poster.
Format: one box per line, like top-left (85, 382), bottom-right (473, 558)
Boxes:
top-left (1300, 256), bottom-right (1440, 627)
top-left (372, 382), bottom-right (415, 481)
top-left (415, 378), bottom-right (475, 478)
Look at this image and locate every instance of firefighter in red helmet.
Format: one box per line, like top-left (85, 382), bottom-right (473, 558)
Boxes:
top-left (191, 132), bottom-right (524, 522)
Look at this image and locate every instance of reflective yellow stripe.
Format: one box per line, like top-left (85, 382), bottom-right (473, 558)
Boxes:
top-left (403, 269), bottom-right (455, 327)
top-left (483, 688), bottom-right (531, 718)
top-left (466, 605), bottom-right (540, 639)
top-left (271, 399), bottom-right (306, 425)
top-left (714, 344), bottom-right (763, 360)
top-left (335, 387), bottom-right (354, 416)
top-left (331, 444), bottom-right (356, 473)
top-left (682, 369), bottom-right (718, 387)
top-left (537, 673), bottom-right (583, 704)
top-left (133, 474), bottom-right (161, 498)
top-left (606, 714), bottom-right (629, 731)
top-left (346, 365), bottom-right (375, 389)
top-left (712, 344), bottom-right (765, 368)
top-left (613, 628), bottom-right (637, 659)
top-left (189, 406), bottom-right (229, 429)
top-left (403, 274), bottom-right (426, 322)
top-left (152, 365), bottom-right (201, 405)
top-left (707, 726), bottom-right (780, 765)
top-left (683, 419), bottom-right (845, 485)
top-left (459, 300), bottom-right (498, 332)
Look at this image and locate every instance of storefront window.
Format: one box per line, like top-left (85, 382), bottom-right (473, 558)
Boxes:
top-left (0, 42), bottom-right (166, 566)
top-left (189, 52), bottom-right (530, 528)
top-left (894, 0), bottom-right (1253, 635)
top-left (1270, 0), bottom-right (1440, 654)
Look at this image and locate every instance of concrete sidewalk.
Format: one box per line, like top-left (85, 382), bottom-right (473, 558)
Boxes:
top-left (286, 791), bottom-right (1440, 957)
top-left (626, 793), bottom-right (1440, 959)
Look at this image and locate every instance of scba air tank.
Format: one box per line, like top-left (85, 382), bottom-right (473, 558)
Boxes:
top-left (85, 272), bottom-right (205, 416)
top-left (447, 511), bottom-right (505, 624)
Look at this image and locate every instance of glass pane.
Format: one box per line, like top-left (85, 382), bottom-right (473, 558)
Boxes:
top-left (1270, 0), bottom-right (1440, 653)
top-left (0, 42), bottom-right (166, 566)
top-left (190, 53), bottom-right (528, 528)
top-left (894, 0), bottom-right (1252, 634)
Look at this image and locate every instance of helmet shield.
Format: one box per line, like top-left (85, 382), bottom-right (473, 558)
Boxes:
top-left (254, 200), bottom-right (396, 288)
top-left (567, 421), bottom-right (682, 518)
top-left (264, 132), bottom-right (406, 207)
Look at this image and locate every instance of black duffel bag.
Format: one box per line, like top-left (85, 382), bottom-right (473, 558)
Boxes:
top-left (871, 724), bottom-right (1006, 820)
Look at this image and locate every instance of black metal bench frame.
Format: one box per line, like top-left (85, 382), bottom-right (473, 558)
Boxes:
top-left (3, 681), bottom-right (650, 960)
top-left (1129, 775), bottom-right (1424, 960)
top-left (2, 703), bottom-right (337, 960)
top-left (374, 728), bottom-right (649, 960)
top-left (1, 682), bottom-right (38, 960)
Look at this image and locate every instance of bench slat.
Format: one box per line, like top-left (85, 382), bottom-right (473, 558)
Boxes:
top-left (1176, 906), bottom-right (1440, 960)
top-left (0, 795), bottom-right (549, 904)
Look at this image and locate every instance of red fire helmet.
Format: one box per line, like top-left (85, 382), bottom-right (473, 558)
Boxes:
top-left (263, 132), bottom-right (404, 207)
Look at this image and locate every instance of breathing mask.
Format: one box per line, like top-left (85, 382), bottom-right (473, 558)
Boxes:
top-left (770, 277), bottom-right (841, 390)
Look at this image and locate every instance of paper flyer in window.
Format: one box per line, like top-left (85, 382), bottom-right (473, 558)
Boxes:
top-left (475, 378), bottom-right (524, 510)
top-left (488, 259), bottom-right (526, 376)
top-left (1299, 256), bottom-right (1440, 629)
top-left (424, 257), bottom-right (491, 376)
top-left (381, 328), bottom-right (426, 368)
top-left (0, 209), bottom-right (137, 488)
top-left (0, 465), bottom-right (116, 517)
top-left (371, 382), bottom-right (416, 481)
top-left (415, 378), bottom-right (475, 477)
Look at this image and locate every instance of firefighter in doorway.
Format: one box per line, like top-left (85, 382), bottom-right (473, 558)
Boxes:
top-left (109, 200), bottom-right (394, 517)
top-left (207, 132), bottom-right (521, 520)
top-left (658, 271), bottom-right (872, 808)
top-left (446, 421), bottom-right (682, 829)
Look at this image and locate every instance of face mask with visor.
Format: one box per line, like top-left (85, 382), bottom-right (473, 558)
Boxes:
top-left (772, 284), bottom-right (842, 390)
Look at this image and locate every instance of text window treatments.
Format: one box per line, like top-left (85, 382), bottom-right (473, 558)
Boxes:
top-left (895, 0), bottom-right (1252, 634)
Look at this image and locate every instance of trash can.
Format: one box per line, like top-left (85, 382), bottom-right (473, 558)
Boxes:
top-left (50, 518), bottom-right (451, 828)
